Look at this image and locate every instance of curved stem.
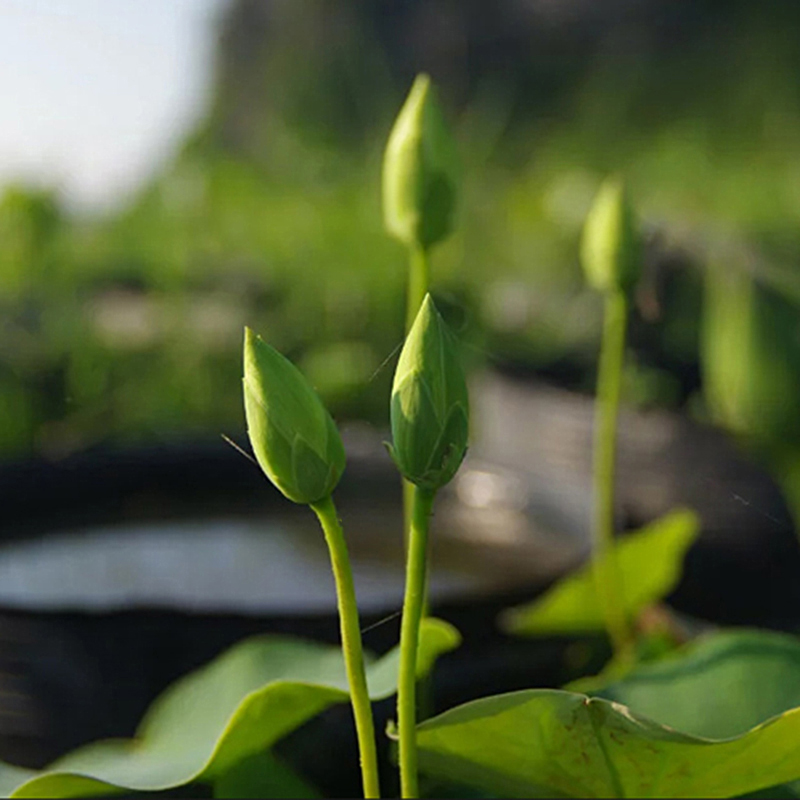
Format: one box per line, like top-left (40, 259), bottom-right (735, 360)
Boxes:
top-left (592, 290), bottom-right (634, 658)
top-left (311, 496), bottom-right (381, 799)
top-left (397, 485), bottom-right (435, 798)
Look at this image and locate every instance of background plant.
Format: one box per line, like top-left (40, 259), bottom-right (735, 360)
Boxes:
top-left (580, 177), bottom-right (642, 659)
top-left (8, 3), bottom-right (800, 465)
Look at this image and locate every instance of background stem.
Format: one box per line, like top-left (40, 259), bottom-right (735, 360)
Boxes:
top-left (397, 485), bottom-right (435, 799)
top-left (406, 244), bottom-right (430, 333)
top-left (592, 290), bottom-right (634, 658)
top-left (311, 496), bottom-right (381, 799)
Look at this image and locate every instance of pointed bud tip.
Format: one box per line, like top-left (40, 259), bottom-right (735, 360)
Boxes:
top-left (243, 326), bottom-right (261, 356)
top-left (418, 292), bottom-right (437, 320)
top-left (405, 73), bottom-right (435, 116)
top-left (403, 294), bottom-right (446, 366)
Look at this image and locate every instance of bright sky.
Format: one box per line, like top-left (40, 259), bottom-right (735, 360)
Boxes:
top-left (0, 0), bottom-right (226, 211)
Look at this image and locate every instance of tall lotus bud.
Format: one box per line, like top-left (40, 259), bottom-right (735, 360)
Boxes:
top-left (243, 328), bottom-right (346, 505)
top-left (388, 295), bottom-right (469, 491)
top-left (580, 177), bottom-right (642, 294)
top-left (382, 74), bottom-right (459, 250)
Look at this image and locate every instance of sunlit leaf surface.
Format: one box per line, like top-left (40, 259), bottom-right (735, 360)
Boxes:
top-left (415, 684), bottom-right (800, 798)
top-left (501, 509), bottom-right (699, 636)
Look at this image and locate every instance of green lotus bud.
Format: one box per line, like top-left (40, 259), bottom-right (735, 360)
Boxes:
top-left (388, 295), bottom-right (468, 491)
top-left (580, 177), bottom-right (641, 294)
top-left (382, 74), bottom-right (459, 250)
top-left (243, 328), bottom-right (346, 505)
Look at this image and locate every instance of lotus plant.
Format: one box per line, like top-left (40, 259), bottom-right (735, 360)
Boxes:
top-left (382, 73), bottom-right (459, 331)
top-left (580, 177), bottom-right (642, 658)
top-left (243, 328), bottom-right (380, 798)
top-left (388, 295), bottom-right (469, 798)
top-left (383, 74), bottom-right (460, 563)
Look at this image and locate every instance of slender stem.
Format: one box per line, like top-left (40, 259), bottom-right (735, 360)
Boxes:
top-left (397, 485), bottom-right (435, 799)
top-left (592, 290), bottom-right (634, 658)
top-left (406, 244), bottom-right (430, 333)
top-left (403, 480), bottom-right (415, 558)
top-left (311, 496), bottom-right (381, 799)
top-left (404, 241), bottom-right (431, 594)
top-left (404, 243), bottom-right (434, 727)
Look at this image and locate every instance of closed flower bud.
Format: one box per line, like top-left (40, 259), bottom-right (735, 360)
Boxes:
top-left (243, 328), bottom-right (346, 505)
top-left (580, 177), bottom-right (641, 294)
top-left (388, 295), bottom-right (468, 491)
top-left (382, 74), bottom-right (459, 250)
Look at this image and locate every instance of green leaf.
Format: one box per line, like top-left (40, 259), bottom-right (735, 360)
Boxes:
top-left (0, 767), bottom-right (36, 799)
top-left (582, 630), bottom-right (800, 798)
top-left (413, 686), bottom-right (800, 798)
top-left (213, 751), bottom-right (319, 799)
top-left (585, 629), bottom-right (800, 740)
top-left (500, 509), bottom-right (700, 636)
top-left (1, 618), bottom-right (459, 798)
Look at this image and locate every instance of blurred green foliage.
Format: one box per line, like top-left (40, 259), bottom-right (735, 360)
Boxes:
top-left (3, 2), bottom-right (800, 460)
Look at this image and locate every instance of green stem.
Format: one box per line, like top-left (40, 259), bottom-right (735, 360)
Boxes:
top-left (404, 241), bottom-right (431, 599)
top-left (311, 496), bottom-right (381, 799)
top-left (404, 242), bottom-right (434, 722)
top-left (592, 290), bottom-right (634, 659)
top-left (406, 244), bottom-right (430, 333)
top-left (397, 485), bottom-right (435, 799)
top-left (403, 479), bottom-right (415, 560)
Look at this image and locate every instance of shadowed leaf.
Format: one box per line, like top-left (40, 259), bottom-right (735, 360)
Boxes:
top-left (1, 619), bottom-right (459, 798)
